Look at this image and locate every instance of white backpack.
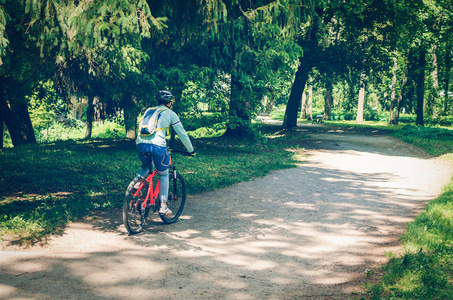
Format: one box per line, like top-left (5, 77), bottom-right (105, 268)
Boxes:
top-left (139, 107), bottom-right (168, 136)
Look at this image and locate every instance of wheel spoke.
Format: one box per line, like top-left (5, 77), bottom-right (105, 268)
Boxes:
top-left (123, 178), bottom-right (149, 234)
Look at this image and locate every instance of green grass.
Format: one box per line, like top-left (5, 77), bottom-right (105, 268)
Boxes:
top-left (391, 126), bottom-right (453, 157)
top-left (0, 125), bottom-right (304, 246)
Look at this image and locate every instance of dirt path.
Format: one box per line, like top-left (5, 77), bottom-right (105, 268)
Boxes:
top-left (1, 123), bottom-right (452, 300)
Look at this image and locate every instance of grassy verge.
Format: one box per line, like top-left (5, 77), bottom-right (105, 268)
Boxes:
top-left (377, 183), bottom-right (453, 299)
top-left (324, 122), bottom-right (453, 299)
top-left (0, 125), bottom-right (304, 246)
top-left (360, 174), bottom-right (453, 300)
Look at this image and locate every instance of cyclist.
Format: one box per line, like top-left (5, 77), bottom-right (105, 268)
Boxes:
top-left (135, 90), bottom-right (196, 216)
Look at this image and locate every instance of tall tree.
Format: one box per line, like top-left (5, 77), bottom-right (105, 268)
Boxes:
top-left (282, 4), bottom-right (322, 129)
top-left (0, 0), bottom-right (63, 147)
top-left (144, 1), bottom-right (306, 137)
top-left (211, 0), bottom-right (306, 136)
top-left (57, 0), bottom-right (159, 139)
top-left (388, 54), bottom-right (398, 124)
top-left (0, 0), bottom-right (160, 146)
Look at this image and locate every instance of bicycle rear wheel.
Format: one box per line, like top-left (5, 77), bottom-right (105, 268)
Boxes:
top-left (123, 178), bottom-right (149, 234)
top-left (159, 171), bottom-right (186, 224)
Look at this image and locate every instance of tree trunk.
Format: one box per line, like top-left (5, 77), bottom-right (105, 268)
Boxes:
top-left (262, 95), bottom-right (268, 112)
top-left (0, 117), bottom-right (3, 149)
top-left (356, 72), bottom-right (366, 124)
top-left (443, 42), bottom-right (452, 114)
top-left (393, 63), bottom-right (410, 125)
top-left (283, 59), bottom-right (311, 128)
top-left (18, 102), bottom-right (36, 144)
top-left (85, 94), bottom-right (95, 139)
top-left (432, 43), bottom-right (439, 93)
top-left (123, 93), bottom-right (139, 139)
top-left (416, 49), bottom-right (426, 126)
top-left (224, 72), bottom-right (251, 137)
top-left (308, 80), bottom-right (313, 120)
top-left (427, 43), bottom-right (439, 117)
top-left (389, 55), bottom-right (398, 124)
top-left (393, 49), bottom-right (414, 124)
top-left (1, 92), bottom-right (18, 147)
top-left (324, 80), bottom-right (333, 120)
top-left (300, 87), bottom-right (307, 119)
top-left (267, 89), bottom-right (275, 112)
top-left (1, 90), bottom-right (36, 147)
top-left (0, 83), bottom-right (4, 149)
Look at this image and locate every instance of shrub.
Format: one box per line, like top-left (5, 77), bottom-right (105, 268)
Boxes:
top-left (182, 112), bottom-right (224, 131)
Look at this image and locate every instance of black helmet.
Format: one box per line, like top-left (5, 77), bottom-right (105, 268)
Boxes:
top-left (156, 90), bottom-right (175, 105)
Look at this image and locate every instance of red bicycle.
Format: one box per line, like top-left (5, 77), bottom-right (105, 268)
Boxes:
top-left (123, 150), bottom-right (188, 234)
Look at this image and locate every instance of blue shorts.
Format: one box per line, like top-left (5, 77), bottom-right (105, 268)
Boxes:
top-left (136, 143), bottom-right (170, 172)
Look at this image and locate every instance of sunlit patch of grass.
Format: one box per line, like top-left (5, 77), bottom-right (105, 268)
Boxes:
top-left (390, 126), bottom-right (453, 157)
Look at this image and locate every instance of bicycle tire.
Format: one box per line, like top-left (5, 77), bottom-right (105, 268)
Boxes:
top-left (159, 172), bottom-right (186, 224)
top-left (123, 178), bottom-right (149, 234)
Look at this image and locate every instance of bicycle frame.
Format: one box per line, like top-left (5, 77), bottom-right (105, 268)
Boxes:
top-left (133, 155), bottom-right (174, 209)
top-left (132, 171), bottom-right (160, 209)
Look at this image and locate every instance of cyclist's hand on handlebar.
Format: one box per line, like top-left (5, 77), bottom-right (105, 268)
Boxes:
top-left (188, 150), bottom-right (196, 157)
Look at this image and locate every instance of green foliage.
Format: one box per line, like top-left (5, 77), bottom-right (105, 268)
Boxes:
top-left (33, 120), bottom-right (126, 143)
top-left (2, 0), bottom-right (453, 149)
top-left (28, 80), bottom-right (67, 129)
top-left (330, 109), bottom-right (356, 121)
top-left (182, 112), bottom-right (224, 131)
top-left (0, 3), bottom-right (8, 65)
top-left (395, 125), bottom-right (453, 140)
top-left (391, 126), bottom-right (453, 156)
top-left (2, 117), bottom-right (127, 146)
top-left (188, 123), bottom-right (226, 139)
top-left (67, 0), bottom-right (160, 51)
top-left (269, 107), bottom-right (286, 121)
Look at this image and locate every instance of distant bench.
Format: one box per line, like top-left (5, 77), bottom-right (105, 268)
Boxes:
top-left (312, 114), bottom-right (324, 124)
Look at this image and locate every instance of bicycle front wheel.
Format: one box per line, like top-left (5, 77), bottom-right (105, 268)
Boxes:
top-left (123, 178), bottom-right (149, 234)
top-left (159, 172), bottom-right (186, 224)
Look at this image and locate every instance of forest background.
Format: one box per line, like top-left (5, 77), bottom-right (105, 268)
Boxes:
top-left (2, 1), bottom-right (453, 299)
top-left (1, 0), bottom-right (453, 148)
